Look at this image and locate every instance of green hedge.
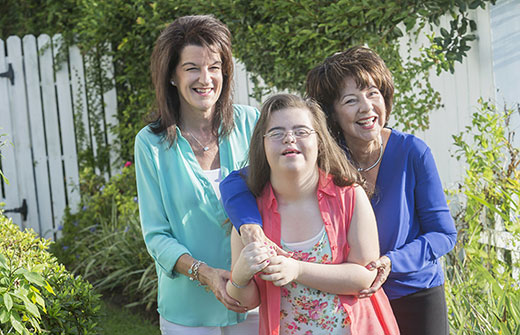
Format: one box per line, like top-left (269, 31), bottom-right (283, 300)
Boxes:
top-left (0, 214), bottom-right (101, 334)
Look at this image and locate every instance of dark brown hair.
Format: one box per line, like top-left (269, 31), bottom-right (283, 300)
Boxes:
top-left (148, 15), bottom-right (234, 145)
top-left (305, 46), bottom-right (394, 141)
top-left (247, 93), bottom-right (364, 196)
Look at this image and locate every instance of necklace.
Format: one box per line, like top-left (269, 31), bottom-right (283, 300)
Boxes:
top-left (357, 136), bottom-right (383, 172)
top-left (188, 132), bottom-right (212, 152)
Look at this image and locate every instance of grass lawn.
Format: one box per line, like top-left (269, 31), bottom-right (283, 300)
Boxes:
top-left (99, 299), bottom-right (160, 335)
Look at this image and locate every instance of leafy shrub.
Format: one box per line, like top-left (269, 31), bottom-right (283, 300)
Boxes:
top-left (0, 213), bottom-right (101, 334)
top-left (52, 163), bottom-right (157, 310)
top-left (446, 100), bottom-right (520, 334)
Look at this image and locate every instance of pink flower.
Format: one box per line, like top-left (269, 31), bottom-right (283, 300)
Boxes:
top-left (124, 161), bottom-right (132, 168)
top-left (281, 287), bottom-right (289, 297)
top-left (309, 310), bottom-right (320, 320)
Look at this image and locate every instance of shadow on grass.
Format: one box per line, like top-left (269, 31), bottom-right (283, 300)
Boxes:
top-left (99, 297), bottom-right (160, 335)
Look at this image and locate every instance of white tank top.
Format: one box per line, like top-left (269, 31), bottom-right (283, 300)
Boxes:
top-left (202, 168), bottom-right (222, 200)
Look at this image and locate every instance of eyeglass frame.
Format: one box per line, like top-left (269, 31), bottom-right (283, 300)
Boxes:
top-left (263, 127), bottom-right (318, 141)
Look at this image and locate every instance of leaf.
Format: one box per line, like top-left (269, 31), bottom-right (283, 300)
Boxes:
top-left (0, 254), bottom-right (8, 268)
top-left (10, 314), bottom-right (24, 334)
top-left (469, 0), bottom-right (482, 9)
top-left (470, 20), bottom-right (477, 31)
top-left (441, 27), bottom-right (450, 38)
top-left (3, 292), bottom-right (13, 312)
top-left (0, 309), bottom-right (8, 323)
top-left (23, 271), bottom-right (45, 287)
top-left (44, 280), bottom-right (55, 295)
top-left (34, 293), bottom-right (46, 313)
top-left (23, 299), bottom-right (41, 319)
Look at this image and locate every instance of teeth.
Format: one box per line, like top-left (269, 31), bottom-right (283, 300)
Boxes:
top-left (194, 88), bottom-right (212, 93)
top-left (357, 117), bottom-right (376, 126)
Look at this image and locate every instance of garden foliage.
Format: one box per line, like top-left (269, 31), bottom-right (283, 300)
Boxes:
top-left (446, 101), bottom-right (520, 334)
top-left (51, 163), bottom-right (157, 310)
top-left (0, 0), bottom-right (496, 166)
top-left (0, 214), bottom-right (101, 334)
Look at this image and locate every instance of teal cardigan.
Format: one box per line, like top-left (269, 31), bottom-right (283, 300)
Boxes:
top-left (134, 105), bottom-right (258, 326)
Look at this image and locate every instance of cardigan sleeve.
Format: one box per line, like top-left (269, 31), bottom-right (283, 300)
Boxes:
top-left (385, 147), bottom-right (457, 274)
top-left (134, 131), bottom-right (190, 279)
top-left (219, 167), bottom-right (263, 231)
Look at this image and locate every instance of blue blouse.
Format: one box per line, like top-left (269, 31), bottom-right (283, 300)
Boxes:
top-left (220, 128), bottom-right (457, 300)
top-left (135, 105), bottom-right (259, 326)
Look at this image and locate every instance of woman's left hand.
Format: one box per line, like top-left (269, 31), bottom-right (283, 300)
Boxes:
top-left (259, 255), bottom-right (300, 286)
top-left (358, 255), bottom-right (391, 298)
top-left (200, 266), bottom-right (249, 313)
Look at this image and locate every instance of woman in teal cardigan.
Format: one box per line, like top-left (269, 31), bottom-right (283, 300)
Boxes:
top-left (135, 15), bottom-right (259, 334)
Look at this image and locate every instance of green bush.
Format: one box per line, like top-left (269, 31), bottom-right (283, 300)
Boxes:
top-left (0, 213), bottom-right (101, 334)
top-left (446, 100), bottom-right (520, 334)
top-left (52, 162), bottom-right (157, 310)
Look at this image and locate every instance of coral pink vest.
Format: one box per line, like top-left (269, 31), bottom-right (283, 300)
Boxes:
top-left (254, 172), bottom-right (400, 335)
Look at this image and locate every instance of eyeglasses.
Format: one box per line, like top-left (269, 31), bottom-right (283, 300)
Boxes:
top-left (263, 128), bottom-right (317, 141)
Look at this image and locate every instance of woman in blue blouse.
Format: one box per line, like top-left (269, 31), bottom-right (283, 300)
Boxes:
top-left (220, 46), bottom-right (457, 335)
top-left (135, 15), bottom-right (259, 334)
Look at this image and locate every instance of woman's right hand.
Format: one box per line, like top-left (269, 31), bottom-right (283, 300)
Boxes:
top-left (232, 242), bottom-right (273, 285)
top-left (198, 265), bottom-right (249, 313)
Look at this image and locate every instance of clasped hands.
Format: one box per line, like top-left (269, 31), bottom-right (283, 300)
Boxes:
top-left (232, 241), bottom-right (300, 287)
top-left (238, 224), bottom-right (391, 297)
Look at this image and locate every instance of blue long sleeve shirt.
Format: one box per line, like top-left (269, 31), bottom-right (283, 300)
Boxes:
top-left (135, 105), bottom-right (259, 326)
top-left (220, 128), bottom-right (457, 300)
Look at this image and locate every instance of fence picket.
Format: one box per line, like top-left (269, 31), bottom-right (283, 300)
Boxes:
top-left (84, 48), bottom-right (108, 179)
top-left (0, 39), bottom-right (22, 224)
top-left (6, 36), bottom-right (39, 233)
top-left (23, 34), bottom-right (54, 237)
top-left (53, 34), bottom-right (80, 224)
top-left (101, 43), bottom-right (119, 175)
top-left (69, 45), bottom-right (91, 156)
top-left (38, 34), bottom-right (67, 236)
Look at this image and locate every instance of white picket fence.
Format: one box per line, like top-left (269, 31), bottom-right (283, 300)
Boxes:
top-left (0, 34), bottom-right (118, 239)
top-left (0, 33), bottom-right (262, 240)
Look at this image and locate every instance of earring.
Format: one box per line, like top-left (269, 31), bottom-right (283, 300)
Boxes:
top-left (170, 80), bottom-right (175, 86)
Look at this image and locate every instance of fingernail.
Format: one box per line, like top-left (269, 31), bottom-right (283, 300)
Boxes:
top-left (266, 260), bottom-right (270, 264)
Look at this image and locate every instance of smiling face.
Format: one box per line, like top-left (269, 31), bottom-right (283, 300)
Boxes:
top-left (333, 76), bottom-right (386, 145)
top-left (172, 44), bottom-right (223, 115)
top-left (264, 107), bottom-right (319, 175)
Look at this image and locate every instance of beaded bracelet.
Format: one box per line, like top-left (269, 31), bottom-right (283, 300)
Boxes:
top-left (188, 260), bottom-right (205, 283)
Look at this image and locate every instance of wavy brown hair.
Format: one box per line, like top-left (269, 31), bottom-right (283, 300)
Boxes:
top-left (305, 46), bottom-right (394, 142)
top-left (247, 93), bottom-right (364, 196)
top-left (148, 15), bottom-right (234, 145)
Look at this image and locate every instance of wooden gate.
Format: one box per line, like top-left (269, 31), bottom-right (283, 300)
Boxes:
top-left (0, 34), bottom-right (118, 239)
